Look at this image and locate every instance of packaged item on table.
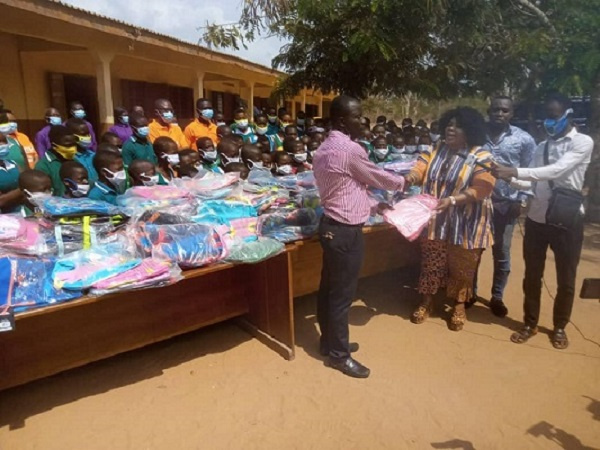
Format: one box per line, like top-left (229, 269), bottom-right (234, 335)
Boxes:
top-left (0, 217), bottom-right (53, 256)
top-left (225, 237), bottom-right (284, 264)
top-left (0, 257), bottom-right (15, 312)
top-left (258, 208), bottom-right (320, 243)
top-left (228, 217), bottom-right (259, 244)
top-left (247, 169), bottom-right (278, 187)
top-left (53, 242), bottom-right (141, 290)
top-left (173, 171), bottom-right (239, 199)
top-left (382, 159), bottom-right (417, 174)
top-left (133, 211), bottom-right (228, 268)
top-left (7, 257), bottom-right (82, 311)
top-left (90, 258), bottom-right (183, 295)
top-left (117, 185), bottom-right (197, 217)
top-left (50, 215), bottom-right (128, 256)
top-left (383, 194), bottom-right (439, 241)
top-left (34, 196), bottom-right (122, 218)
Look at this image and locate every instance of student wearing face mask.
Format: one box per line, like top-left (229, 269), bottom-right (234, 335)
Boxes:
top-left (35, 107), bottom-right (63, 158)
top-left (0, 132), bottom-right (25, 213)
top-left (429, 120), bottom-right (441, 146)
top-left (122, 115), bottom-right (157, 166)
top-left (296, 111), bottom-right (307, 137)
top-left (108, 107), bottom-right (133, 143)
top-left (148, 98), bottom-right (187, 149)
top-left (88, 151), bottom-right (127, 204)
top-left (59, 161), bottom-right (90, 198)
top-left (217, 137), bottom-right (242, 170)
top-left (241, 143), bottom-right (265, 171)
top-left (403, 132), bottom-right (419, 154)
top-left (66, 118), bottom-right (99, 184)
top-left (67, 101), bottom-right (97, 151)
top-left (152, 136), bottom-right (180, 183)
top-left (279, 112), bottom-right (293, 133)
top-left (184, 98), bottom-right (218, 150)
top-left (224, 162), bottom-right (250, 180)
top-left (214, 111), bottom-right (227, 127)
top-left (35, 125), bottom-right (78, 197)
top-left (285, 138), bottom-right (311, 173)
top-left (369, 136), bottom-right (393, 163)
top-left (417, 133), bottom-right (433, 153)
top-left (388, 134), bottom-right (406, 159)
top-left (2, 110), bottom-right (38, 167)
top-left (100, 132), bottom-right (123, 152)
top-left (273, 151), bottom-right (295, 176)
top-left (231, 108), bottom-right (258, 144)
top-left (266, 107), bottom-right (279, 135)
top-left (17, 170), bottom-right (52, 217)
top-left (128, 159), bottom-right (163, 187)
top-left (0, 113), bottom-right (29, 172)
top-left (195, 137), bottom-right (222, 173)
top-left (254, 114), bottom-right (270, 138)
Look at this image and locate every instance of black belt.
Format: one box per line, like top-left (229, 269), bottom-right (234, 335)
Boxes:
top-left (321, 216), bottom-right (364, 228)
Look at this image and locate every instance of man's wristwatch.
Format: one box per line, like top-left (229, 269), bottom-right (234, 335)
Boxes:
top-left (449, 196), bottom-right (457, 206)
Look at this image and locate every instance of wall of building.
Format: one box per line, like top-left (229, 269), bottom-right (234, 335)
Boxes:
top-left (0, 32), bottom-right (29, 118)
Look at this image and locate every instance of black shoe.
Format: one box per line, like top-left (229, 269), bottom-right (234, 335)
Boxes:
top-left (319, 342), bottom-right (359, 357)
top-left (490, 298), bottom-right (508, 318)
top-left (328, 357), bottom-right (370, 378)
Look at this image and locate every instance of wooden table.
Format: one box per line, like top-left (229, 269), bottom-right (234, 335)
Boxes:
top-left (0, 226), bottom-right (417, 391)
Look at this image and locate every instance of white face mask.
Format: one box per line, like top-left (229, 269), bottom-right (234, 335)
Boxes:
top-left (72, 183), bottom-right (90, 197)
top-left (276, 164), bottom-right (293, 175)
top-left (374, 148), bottom-right (388, 159)
top-left (430, 133), bottom-right (440, 142)
top-left (104, 168), bottom-right (127, 191)
top-left (141, 173), bottom-right (160, 186)
top-left (256, 126), bottom-right (269, 135)
top-left (24, 190), bottom-right (51, 205)
top-left (405, 145), bottom-right (418, 154)
top-left (216, 121), bottom-right (226, 127)
top-left (222, 154), bottom-right (241, 165)
top-left (390, 146), bottom-right (405, 154)
top-left (248, 160), bottom-right (265, 170)
top-left (202, 149), bottom-right (218, 162)
top-left (163, 153), bottom-right (180, 166)
top-left (417, 144), bottom-right (430, 152)
top-left (292, 153), bottom-right (308, 163)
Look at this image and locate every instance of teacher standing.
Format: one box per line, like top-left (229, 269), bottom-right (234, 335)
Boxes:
top-left (313, 95), bottom-right (405, 379)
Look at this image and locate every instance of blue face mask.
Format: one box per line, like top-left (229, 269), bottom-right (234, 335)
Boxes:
top-left (120, 115), bottom-right (129, 124)
top-left (200, 108), bottom-right (214, 120)
top-left (161, 111), bottom-right (174, 121)
top-left (72, 109), bottom-right (86, 119)
top-left (543, 108), bottom-right (573, 137)
top-left (7, 122), bottom-right (18, 134)
top-left (0, 144), bottom-right (9, 159)
top-left (0, 123), bottom-right (11, 134)
top-left (134, 126), bottom-right (150, 137)
top-left (48, 116), bottom-right (62, 126)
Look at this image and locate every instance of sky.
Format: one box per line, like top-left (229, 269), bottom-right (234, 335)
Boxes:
top-left (59, 0), bottom-right (287, 67)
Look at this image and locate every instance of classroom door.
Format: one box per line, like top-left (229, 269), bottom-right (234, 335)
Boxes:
top-left (62, 74), bottom-right (99, 133)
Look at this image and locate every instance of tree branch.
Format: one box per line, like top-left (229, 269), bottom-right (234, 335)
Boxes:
top-left (513, 0), bottom-right (556, 32)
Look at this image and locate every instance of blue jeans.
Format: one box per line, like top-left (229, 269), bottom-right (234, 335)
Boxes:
top-left (473, 208), bottom-right (516, 301)
top-left (490, 210), bottom-right (516, 301)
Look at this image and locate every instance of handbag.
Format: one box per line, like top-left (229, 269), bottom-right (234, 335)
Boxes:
top-left (543, 141), bottom-right (584, 229)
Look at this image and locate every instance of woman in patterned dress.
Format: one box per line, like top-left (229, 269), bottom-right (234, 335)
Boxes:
top-left (404, 107), bottom-right (496, 331)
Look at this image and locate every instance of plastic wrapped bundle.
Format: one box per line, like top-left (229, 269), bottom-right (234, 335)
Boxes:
top-left (35, 196), bottom-right (122, 218)
top-left (383, 194), bottom-right (439, 241)
top-left (173, 171), bottom-right (240, 199)
top-left (225, 237), bottom-right (284, 264)
top-left (0, 217), bottom-right (53, 256)
top-left (247, 168), bottom-right (279, 187)
top-left (229, 217), bottom-right (259, 244)
top-left (53, 241), bottom-right (141, 290)
top-left (258, 208), bottom-right (320, 243)
top-left (117, 185), bottom-right (197, 216)
top-left (49, 215), bottom-right (129, 256)
top-left (133, 211), bottom-right (228, 268)
top-left (90, 258), bottom-right (183, 296)
top-left (382, 159), bottom-right (417, 174)
top-left (6, 256), bottom-right (82, 312)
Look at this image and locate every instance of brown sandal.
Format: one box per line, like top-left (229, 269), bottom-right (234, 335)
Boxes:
top-left (449, 307), bottom-right (466, 331)
top-left (510, 325), bottom-right (538, 344)
top-left (411, 303), bottom-right (432, 324)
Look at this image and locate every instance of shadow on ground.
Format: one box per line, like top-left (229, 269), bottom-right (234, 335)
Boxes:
top-left (527, 421), bottom-right (600, 450)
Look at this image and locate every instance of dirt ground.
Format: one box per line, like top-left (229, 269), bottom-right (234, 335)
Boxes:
top-left (1, 223), bottom-right (599, 450)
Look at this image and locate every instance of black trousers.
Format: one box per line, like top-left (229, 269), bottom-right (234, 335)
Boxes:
top-left (523, 217), bottom-right (584, 329)
top-left (317, 217), bottom-right (364, 360)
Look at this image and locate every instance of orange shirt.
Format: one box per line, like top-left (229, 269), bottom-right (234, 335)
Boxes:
top-left (12, 131), bottom-right (38, 166)
top-left (184, 118), bottom-right (218, 150)
top-left (148, 120), bottom-right (188, 149)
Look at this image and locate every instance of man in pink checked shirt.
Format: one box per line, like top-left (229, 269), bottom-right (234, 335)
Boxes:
top-left (313, 95), bottom-right (406, 378)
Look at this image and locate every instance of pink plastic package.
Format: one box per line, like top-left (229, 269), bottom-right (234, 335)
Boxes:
top-left (383, 194), bottom-right (439, 241)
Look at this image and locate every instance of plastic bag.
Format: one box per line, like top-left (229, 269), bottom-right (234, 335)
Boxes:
top-left (247, 169), bottom-right (279, 187)
top-left (383, 194), bottom-right (439, 241)
top-left (229, 217), bottom-right (259, 244)
top-left (133, 211), bottom-right (228, 268)
top-left (35, 196), bottom-right (122, 217)
top-left (49, 215), bottom-right (129, 256)
top-left (0, 217), bottom-right (53, 256)
top-left (8, 256), bottom-right (82, 311)
top-left (53, 241), bottom-right (141, 290)
top-left (258, 208), bottom-right (320, 243)
top-left (225, 237), bottom-right (284, 264)
top-left (117, 185), bottom-right (197, 217)
top-left (173, 171), bottom-right (239, 198)
top-left (382, 159), bottom-right (417, 174)
top-left (90, 258), bottom-right (183, 296)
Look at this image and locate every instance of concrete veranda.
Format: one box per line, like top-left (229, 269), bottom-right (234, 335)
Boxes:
top-left (1, 223), bottom-right (599, 449)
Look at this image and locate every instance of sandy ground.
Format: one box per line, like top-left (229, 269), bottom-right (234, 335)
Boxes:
top-left (1, 223), bottom-right (599, 450)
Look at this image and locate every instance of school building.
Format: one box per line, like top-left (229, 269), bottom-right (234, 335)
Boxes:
top-left (0, 0), bottom-right (333, 137)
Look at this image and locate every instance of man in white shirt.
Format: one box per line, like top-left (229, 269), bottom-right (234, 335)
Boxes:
top-left (494, 93), bottom-right (593, 350)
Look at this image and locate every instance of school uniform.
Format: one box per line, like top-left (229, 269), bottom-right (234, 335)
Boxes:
top-left (231, 126), bottom-right (258, 144)
top-left (11, 131), bottom-right (38, 167)
top-left (148, 120), bottom-right (188, 149)
top-left (7, 137), bottom-right (28, 171)
top-left (0, 160), bottom-right (20, 193)
top-left (266, 123), bottom-right (280, 136)
top-left (75, 149), bottom-right (99, 183)
top-left (184, 118), bottom-right (218, 149)
top-left (35, 151), bottom-right (66, 197)
top-left (108, 123), bottom-right (133, 143)
top-left (202, 158), bottom-right (224, 174)
top-left (87, 181), bottom-right (118, 205)
top-left (122, 136), bottom-right (158, 166)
